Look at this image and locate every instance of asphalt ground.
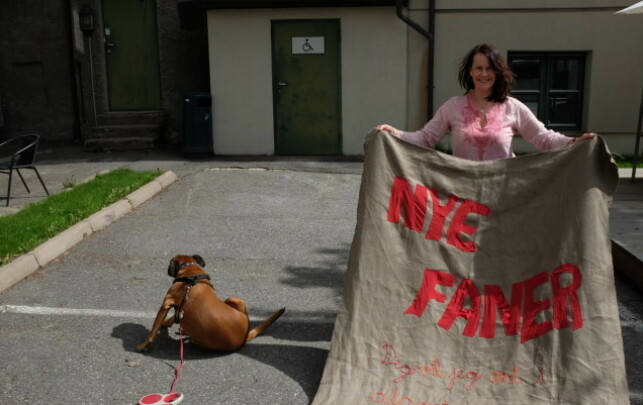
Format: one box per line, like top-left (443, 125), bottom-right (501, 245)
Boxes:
top-left (0, 143), bottom-right (642, 404)
top-left (0, 146), bottom-right (363, 404)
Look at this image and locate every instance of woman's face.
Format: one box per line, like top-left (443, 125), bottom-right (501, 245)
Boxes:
top-left (469, 52), bottom-right (496, 93)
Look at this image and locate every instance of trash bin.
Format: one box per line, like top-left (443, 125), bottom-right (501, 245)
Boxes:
top-left (183, 92), bottom-right (213, 157)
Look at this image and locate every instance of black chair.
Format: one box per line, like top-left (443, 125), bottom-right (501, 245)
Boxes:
top-left (0, 134), bottom-right (49, 206)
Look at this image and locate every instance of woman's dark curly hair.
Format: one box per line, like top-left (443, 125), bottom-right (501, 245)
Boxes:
top-left (457, 44), bottom-right (515, 103)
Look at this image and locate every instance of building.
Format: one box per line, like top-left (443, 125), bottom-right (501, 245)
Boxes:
top-left (0, 0), bottom-right (209, 150)
top-left (1, 0), bottom-right (641, 157)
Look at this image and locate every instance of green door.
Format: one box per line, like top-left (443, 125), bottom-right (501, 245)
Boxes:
top-left (272, 20), bottom-right (342, 155)
top-left (102, 0), bottom-right (161, 111)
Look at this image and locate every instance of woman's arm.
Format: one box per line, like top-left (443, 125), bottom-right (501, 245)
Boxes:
top-left (512, 99), bottom-right (596, 150)
top-left (377, 98), bottom-right (455, 149)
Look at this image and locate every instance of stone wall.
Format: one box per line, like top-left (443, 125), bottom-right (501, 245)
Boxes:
top-left (157, 0), bottom-right (210, 144)
top-left (0, 0), bottom-right (77, 140)
top-left (0, 0), bottom-right (210, 147)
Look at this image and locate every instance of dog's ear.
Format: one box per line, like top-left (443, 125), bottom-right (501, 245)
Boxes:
top-left (168, 258), bottom-right (179, 277)
top-left (193, 254), bottom-right (206, 267)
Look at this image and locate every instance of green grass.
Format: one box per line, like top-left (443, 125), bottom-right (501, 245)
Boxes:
top-left (612, 154), bottom-right (639, 168)
top-left (0, 168), bottom-right (162, 266)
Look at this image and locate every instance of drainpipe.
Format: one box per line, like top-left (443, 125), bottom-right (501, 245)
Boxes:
top-left (396, 0), bottom-right (435, 119)
top-left (632, 87), bottom-right (643, 182)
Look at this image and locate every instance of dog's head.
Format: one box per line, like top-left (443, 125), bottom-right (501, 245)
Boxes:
top-left (167, 254), bottom-right (206, 278)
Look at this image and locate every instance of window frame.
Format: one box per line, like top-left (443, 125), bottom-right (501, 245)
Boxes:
top-left (508, 51), bottom-right (586, 132)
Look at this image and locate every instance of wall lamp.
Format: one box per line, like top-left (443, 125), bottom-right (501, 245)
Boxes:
top-left (79, 4), bottom-right (95, 36)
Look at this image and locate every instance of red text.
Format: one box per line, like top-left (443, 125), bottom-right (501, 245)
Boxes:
top-left (404, 264), bottom-right (583, 343)
top-left (387, 176), bottom-right (490, 253)
top-left (370, 388), bottom-right (448, 405)
top-left (380, 343), bottom-right (547, 391)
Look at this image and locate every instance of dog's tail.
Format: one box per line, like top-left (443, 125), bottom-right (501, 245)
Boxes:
top-left (246, 308), bottom-right (286, 342)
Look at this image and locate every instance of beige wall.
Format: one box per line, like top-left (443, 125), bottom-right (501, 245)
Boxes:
top-left (406, 0), bottom-right (643, 154)
top-left (207, 7), bottom-right (407, 155)
top-left (207, 2), bottom-right (642, 156)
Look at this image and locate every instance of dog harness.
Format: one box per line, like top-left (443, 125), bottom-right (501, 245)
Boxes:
top-left (172, 261), bottom-right (214, 288)
top-left (172, 265), bottom-right (214, 324)
top-left (173, 274), bottom-right (212, 287)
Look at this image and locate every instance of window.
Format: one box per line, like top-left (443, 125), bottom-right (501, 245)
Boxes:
top-left (508, 52), bottom-right (586, 131)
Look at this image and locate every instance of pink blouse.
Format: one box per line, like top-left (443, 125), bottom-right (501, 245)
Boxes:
top-left (402, 94), bottom-right (573, 161)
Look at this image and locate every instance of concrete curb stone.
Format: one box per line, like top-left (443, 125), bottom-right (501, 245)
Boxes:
top-left (0, 170), bottom-right (178, 293)
top-left (0, 255), bottom-right (40, 293)
top-left (85, 199), bottom-right (133, 232)
top-left (126, 181), bottom-right (162, 208)
top-left (31, 221), bottom-right (94, 268)
top-left (156, 171), bottom-right (179, 189)
top-left (126, 171), bottom-right (178, 208)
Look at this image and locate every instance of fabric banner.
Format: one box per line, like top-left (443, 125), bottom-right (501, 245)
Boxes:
top-left (312, 130), bottom-right (629, 405)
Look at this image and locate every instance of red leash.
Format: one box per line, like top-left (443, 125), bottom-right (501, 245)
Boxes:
top-left (169, 315), bottom-right (185, 393)
top-left (138, 292), bottom-right (189, 405)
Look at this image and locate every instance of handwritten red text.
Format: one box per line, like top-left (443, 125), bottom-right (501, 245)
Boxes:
top-left (381, 343), bottom-right (545, 391)
top-left (369, 388), bottom-right (448, 405)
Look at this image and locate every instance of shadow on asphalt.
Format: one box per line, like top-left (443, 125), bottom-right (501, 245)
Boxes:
top-left (111, 322), bottom-right (225, 361)
top-left (112, 319), bottom-right (333, 357)
top-left (280, 244), bottom-right (351, 300)
top-left (112, 320), bottom-right (333, 403)
top-left (251, 318), bottom-right (335, 342)
top-left (240, 343), bottom-right (328, 401)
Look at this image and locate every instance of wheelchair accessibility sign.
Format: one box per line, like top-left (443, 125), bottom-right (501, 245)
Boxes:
top-left (292, 37), bottom-right (325, 54)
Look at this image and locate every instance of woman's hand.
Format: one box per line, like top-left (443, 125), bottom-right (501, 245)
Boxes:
top-left (572, 133), bottom-right (598, 143)
top-left (578, 133), bottom-right (598, 141)
top-left (376, 124), bottom-right (403, 138)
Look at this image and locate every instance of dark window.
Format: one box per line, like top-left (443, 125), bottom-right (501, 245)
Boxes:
top-left (508, 52), bottom-right (586, 131)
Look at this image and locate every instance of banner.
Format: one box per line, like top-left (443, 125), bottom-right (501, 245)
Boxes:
top-left (312, 130), bottom-right (629, 405)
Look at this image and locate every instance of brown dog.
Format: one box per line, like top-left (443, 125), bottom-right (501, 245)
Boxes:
top-left (137, 254), bottom-right (285, 352)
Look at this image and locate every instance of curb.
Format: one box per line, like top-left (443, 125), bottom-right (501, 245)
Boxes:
top-left (0, 170), bottom-right (179, 293)
top-left (612, 239), bottom-right (643, 292)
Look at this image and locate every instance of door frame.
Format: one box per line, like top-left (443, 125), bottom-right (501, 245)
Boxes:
top-left (271, 18), bottom-right (342, 155)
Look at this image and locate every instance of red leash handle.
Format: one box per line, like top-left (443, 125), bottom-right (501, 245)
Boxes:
top-left (138, 392), bottom-right (183, 405)
top-left (137, 324), bottom-right (185, 405)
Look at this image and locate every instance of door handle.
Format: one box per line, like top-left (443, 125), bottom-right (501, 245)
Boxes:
top-left (277, 81), bottom-right (288, 95)
top-left (104, 27), bottom-right (115, 54)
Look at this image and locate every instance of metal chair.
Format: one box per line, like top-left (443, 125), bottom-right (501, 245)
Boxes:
top-left (0, 134), bottom-right (49, 206)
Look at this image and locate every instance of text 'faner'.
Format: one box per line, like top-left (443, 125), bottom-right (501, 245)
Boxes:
top-left (405, 266), bottom-right (583, 343)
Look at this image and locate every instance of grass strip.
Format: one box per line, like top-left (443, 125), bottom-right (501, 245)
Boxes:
top-left (0, 168), bottom-right (162, 266)
top-left (614, 157), bottom-right (639, 168)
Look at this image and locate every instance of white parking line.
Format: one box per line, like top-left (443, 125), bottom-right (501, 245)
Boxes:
top-left (3, 304), bottom-right (639, 331)
top-left (0, 304), bottom-right (337, 324)
top-left (0, 304), bottom-right (156, 319)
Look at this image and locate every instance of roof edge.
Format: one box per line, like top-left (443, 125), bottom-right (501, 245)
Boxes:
top-left (178, 0), bottom-right (407, 29)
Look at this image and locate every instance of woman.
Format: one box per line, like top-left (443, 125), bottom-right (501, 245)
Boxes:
top-left (378, 44), bottom-right (596, 161)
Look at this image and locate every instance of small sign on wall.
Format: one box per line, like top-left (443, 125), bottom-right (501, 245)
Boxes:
top-left (292, 37), bottom-right (325, 55)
